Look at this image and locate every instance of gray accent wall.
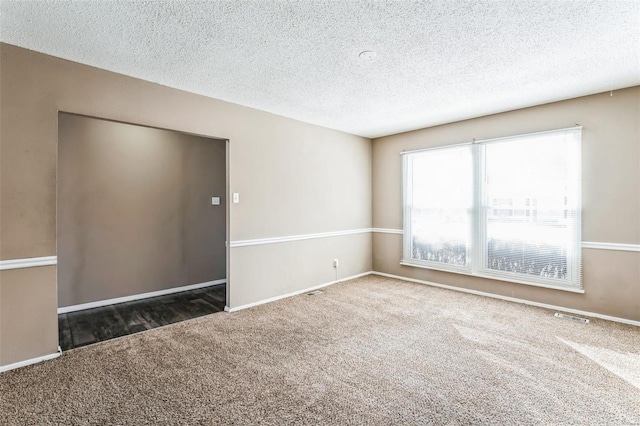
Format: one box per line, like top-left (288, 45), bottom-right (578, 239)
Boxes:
top-left (57, 114), bottom-right (227, 307)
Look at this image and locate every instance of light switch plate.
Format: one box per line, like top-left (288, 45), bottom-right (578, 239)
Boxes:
top-left (232, 193), bottom-right (240, 203)
top-left (211, 197), bottom-right (220, 205)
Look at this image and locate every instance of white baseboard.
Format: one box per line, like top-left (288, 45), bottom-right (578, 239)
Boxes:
top-left (225, 271), bottom-right (373, 313)
top-left (372, 271), bottom-right (640, 327)
top-left (0, 347), bottom-right (61, 373)
top-left (58, 279), bottom-right (226, 314)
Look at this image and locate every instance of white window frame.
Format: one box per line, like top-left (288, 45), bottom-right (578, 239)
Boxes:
top-left (402, 127), bottom-right (582, 292)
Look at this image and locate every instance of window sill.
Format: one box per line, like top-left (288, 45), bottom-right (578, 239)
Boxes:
top-left (399, 261), bottom-right (585, 294)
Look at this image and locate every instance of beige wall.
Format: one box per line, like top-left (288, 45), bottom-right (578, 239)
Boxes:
top-left (231, 233), bottom-right (372, 307)
top-left (2, 40), bottom-right (636, 368)
top-left (0, 267), bottom-right (58, 365)
top-left (57, 113), bottom-right (227, 307)
top-left (372, 87), bottom-right (640, 321)
top-left (0, 43), bottom-right (372, 366)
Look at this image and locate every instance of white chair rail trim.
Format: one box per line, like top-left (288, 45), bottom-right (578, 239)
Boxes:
top-left (372, 229), bottom-right (640, 252)
top-left (229, 228), bottom-right (372, 247)
top-left (0, 256), bottom-right (57, 271)
top-left (581, 241), bottom-right (640, 252)
top-left (0, 234), bottom-right (636, 271)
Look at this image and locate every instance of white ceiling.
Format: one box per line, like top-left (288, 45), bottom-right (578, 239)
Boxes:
top-left (1, 1), bottom-right (639, 138)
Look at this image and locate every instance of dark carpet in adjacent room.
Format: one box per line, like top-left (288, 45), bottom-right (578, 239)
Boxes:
top-left (58, 283), bottom-right (226, 350)
top-left (1, 275), bottom-right (639, 425)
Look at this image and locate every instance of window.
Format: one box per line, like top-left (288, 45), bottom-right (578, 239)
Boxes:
top-left (402, 127), bottom-right (582, 290)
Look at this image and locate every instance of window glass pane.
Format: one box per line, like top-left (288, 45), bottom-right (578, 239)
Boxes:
top-left (483, 133), bottom-right (576, 280)
top-left (409, 146), bottom-right (472, 267)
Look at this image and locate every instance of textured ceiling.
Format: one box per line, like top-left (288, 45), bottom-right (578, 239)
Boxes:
top-left (1, 1), bottom-right (639, 138)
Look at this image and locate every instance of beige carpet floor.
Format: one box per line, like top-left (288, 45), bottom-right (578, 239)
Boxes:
top-left (1, 275), bottom-right (639, 425)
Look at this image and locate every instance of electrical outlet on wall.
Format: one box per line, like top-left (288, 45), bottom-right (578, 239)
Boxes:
top-left (333, 259), bottom-right (339, 268)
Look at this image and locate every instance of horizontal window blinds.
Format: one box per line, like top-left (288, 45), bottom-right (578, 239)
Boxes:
top-left (403, 127), bottom-right (582, 290)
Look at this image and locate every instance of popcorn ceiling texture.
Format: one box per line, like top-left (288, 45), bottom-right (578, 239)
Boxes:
top-left (1, 0), bottom-right (638, 138)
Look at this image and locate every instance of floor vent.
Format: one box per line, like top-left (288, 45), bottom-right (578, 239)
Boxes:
top-left (554, 312), bottom-right (590, 323)
top-left (306, 290), bottom-right (325, 296)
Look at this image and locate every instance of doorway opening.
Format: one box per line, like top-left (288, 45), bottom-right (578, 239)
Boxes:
top-left (57, 112), bottom-right (229, 350)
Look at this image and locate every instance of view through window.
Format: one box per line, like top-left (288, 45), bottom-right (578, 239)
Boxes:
top-left (402, 128), bottom-right (582, 289)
